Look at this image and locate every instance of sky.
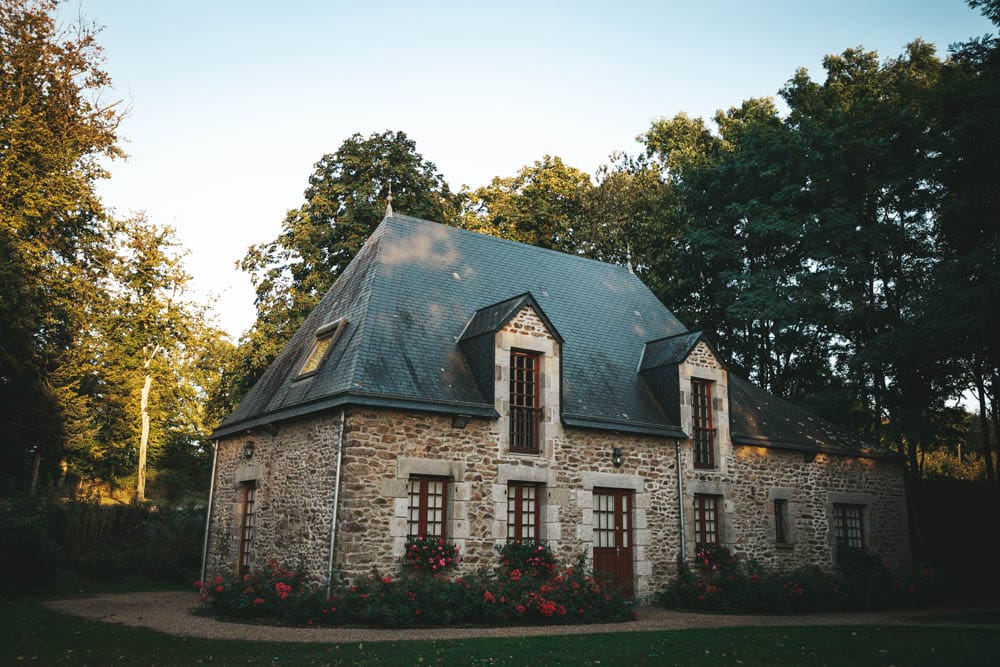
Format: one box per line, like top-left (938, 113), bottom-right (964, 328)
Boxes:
top-left (61, 0), bottom-right (997, 339)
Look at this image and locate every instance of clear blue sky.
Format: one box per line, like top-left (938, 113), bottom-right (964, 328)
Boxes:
top-left (63, 0), bottom-right (996, 337)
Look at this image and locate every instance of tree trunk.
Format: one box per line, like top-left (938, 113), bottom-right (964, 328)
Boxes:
top-left (136, 373), bottom-right (152, 503)
top-left (30, 448), bottom-right (41, 496)
top-left (974, 363), bottom-right (995, 484)
top-left (135, 345), bottom-right (161, 504)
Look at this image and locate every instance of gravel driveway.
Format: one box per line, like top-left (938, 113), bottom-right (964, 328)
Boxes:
top-left (45, 592), bottom-right (990, 644)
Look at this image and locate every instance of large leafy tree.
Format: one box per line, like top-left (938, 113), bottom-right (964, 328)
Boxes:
top-left (0, 0), bottom-right (123, 490)
top-left (642, 100), bottom-right (831, 403)
top-left (641, 43), bottom-right (964, 478)
top-left (228, 131), bottom-right (457, 404)
top-left (461, 155), bottom-right (593, 253)
top-left (782, 42), bottom-right (950, 468)
top-left (928, 0), bottom-right (1000, 480)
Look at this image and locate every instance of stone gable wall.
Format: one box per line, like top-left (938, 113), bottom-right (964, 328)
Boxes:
top-left (204, 415), bottom-right (341, 580)
top-left (686, 341), bottom-right (721, 370)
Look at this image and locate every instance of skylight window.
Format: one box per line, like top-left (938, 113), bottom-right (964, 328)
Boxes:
top-left (296, 318), bottom-right (347, 378)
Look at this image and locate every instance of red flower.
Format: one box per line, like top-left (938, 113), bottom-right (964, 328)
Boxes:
top-left (483, 591), bottom-right (496, 603)
top-left (215, 585), bottom-right (224, 593)
top-left (381, 576), bottom-right (393, 584)
top-left (515, 604), bottom-right (526, 613)
top-left (510, 569), bottom-right (522, 582)
top-left (253, 598), bottom-right (265, 605)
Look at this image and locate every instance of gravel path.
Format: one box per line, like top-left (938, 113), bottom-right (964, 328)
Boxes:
top-left (44, 592), bottom-right (994, 644)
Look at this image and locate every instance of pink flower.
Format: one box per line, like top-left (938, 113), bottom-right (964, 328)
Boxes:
top-left (516, 604), bottom-right (526, 613)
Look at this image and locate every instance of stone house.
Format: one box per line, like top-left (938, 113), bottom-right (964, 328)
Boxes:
top-left (202, 212), bottom-right (910, 597)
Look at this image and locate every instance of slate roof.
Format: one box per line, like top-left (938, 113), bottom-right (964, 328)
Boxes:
top-left (213, 213), bottom-right (895, 459)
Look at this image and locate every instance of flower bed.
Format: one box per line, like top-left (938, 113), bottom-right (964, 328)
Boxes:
top-left (197, 541), bottom-right (634, 627)
top-left (659, 544), bottom-right (946, 614)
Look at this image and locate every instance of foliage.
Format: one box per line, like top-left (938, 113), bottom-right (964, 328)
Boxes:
top-left (461, 155), bottom-right (593, 253)
top-left (496, 540), bottom-right (558, 578)
top-left (199, 546), bottom-right (634, 628)
top-left (0, 0), bottom-right (123, 492)
top-left (659, 544), bottom-right (945, 614)
top-left (196, 558), bottom-right (321, 623)
top-left (402, 535), bottom-right (462, 575)
top-left (0, 495), bottom-right (205, 594)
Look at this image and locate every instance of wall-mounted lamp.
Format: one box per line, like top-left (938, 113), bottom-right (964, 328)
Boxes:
top-left (451, 414), bottom-right (471, 429)
top-left (612, 447), bottom-right (624, 468)
top-left (242, 440), bottom-right (255, 461)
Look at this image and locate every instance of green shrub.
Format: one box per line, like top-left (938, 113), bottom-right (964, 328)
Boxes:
top-left (659, 544), bottom-right (944, 614)
top-left (0, 498), bottom-right (63, 593)
top-left (0, 495), bottom-right (205, 593)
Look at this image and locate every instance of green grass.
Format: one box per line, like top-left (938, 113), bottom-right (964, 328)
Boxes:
top-left (3, 597), bottom-right (1000, 666)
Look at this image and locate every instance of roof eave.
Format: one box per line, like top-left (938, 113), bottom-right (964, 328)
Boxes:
top-left (211, 391), bottom-right (498, 440)
top-left (731, 433), bottom-right (903, 461)
top-left (562, 413), bottom-right (686, 439)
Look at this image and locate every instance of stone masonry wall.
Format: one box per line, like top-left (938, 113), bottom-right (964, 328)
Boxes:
top-left (206, 404), bottom-right (910, 594)
top-left (725, 446), bottom-right (910, 570)
top-left (336, 407), bottom-right (681, 597)
top-left (204, 415), bottom-right (342, 580)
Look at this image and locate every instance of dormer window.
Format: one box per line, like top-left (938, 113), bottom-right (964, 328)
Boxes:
top-left (692, 379), bottom-right (716, 468)
top-left (296, 318), bottom-right (347, 379)
top-left (509, 349), bottom-right (541, 453)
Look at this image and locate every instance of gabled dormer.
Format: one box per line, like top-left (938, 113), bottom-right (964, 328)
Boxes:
top-left (459, 293), bottom-right (562, 456)
top-left (640, 331), bottom-right (731, 471)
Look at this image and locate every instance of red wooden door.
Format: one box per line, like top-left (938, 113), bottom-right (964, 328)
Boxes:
top-left (592, 488), bottom-right (634, 596)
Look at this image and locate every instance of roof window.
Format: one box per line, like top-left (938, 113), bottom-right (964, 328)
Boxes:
top-left (296, 318), bottom-right (347, 379)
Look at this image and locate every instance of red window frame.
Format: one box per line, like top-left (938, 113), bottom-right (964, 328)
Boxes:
top-left (692, 379), bottom-right (716, 468)
top-left (833, 503), bottom-right (865, 550)
top-left (774, 499), bottom-right (789, 544)
top-left (694, 494), bottom-right (720, 545)
top-left (237, 482), bottom-right (257, 575)
top-left (407, 477), bottom-right (448, 539)
top-left (509, 350), bottom-right (541, 453)
top-left (507, 482), bottom-right (540, 543)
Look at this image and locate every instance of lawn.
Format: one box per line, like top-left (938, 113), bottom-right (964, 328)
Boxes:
top-left (3, 596), bottom-right (999, 666)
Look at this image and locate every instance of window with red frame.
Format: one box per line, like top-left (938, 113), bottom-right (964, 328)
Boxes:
top-left (833, 503), bottom-right (865, 549)
top-left (774, 499), bottom-right (790, 544)
top-left (694, 493), bottom-right (721, 545)
top-left (237, 482), bottom-right (257, 575)
top-left (692, 379), bottom-right (716, 468)
top-left (509, 350), bottom-right (541, 453)
top-left (507, 482), bottom-right (540, 542)
top-left (407, 477), bottom-right (448, 539)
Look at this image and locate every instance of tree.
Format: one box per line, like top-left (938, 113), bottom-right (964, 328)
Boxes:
top-left (928, 0), bottom-right (1000, 482)
top-left (461, 155), bottom-right (592, 253)
top-left (62, 216), bottom-right (232, 500)
top-left (229, 131), bottom-right (457, 403)
top-left (0, 0), bottom-right (123, 491)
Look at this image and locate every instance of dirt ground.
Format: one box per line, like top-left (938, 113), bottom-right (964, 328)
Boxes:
top-left (44, 591), bottom-right (998, 644)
